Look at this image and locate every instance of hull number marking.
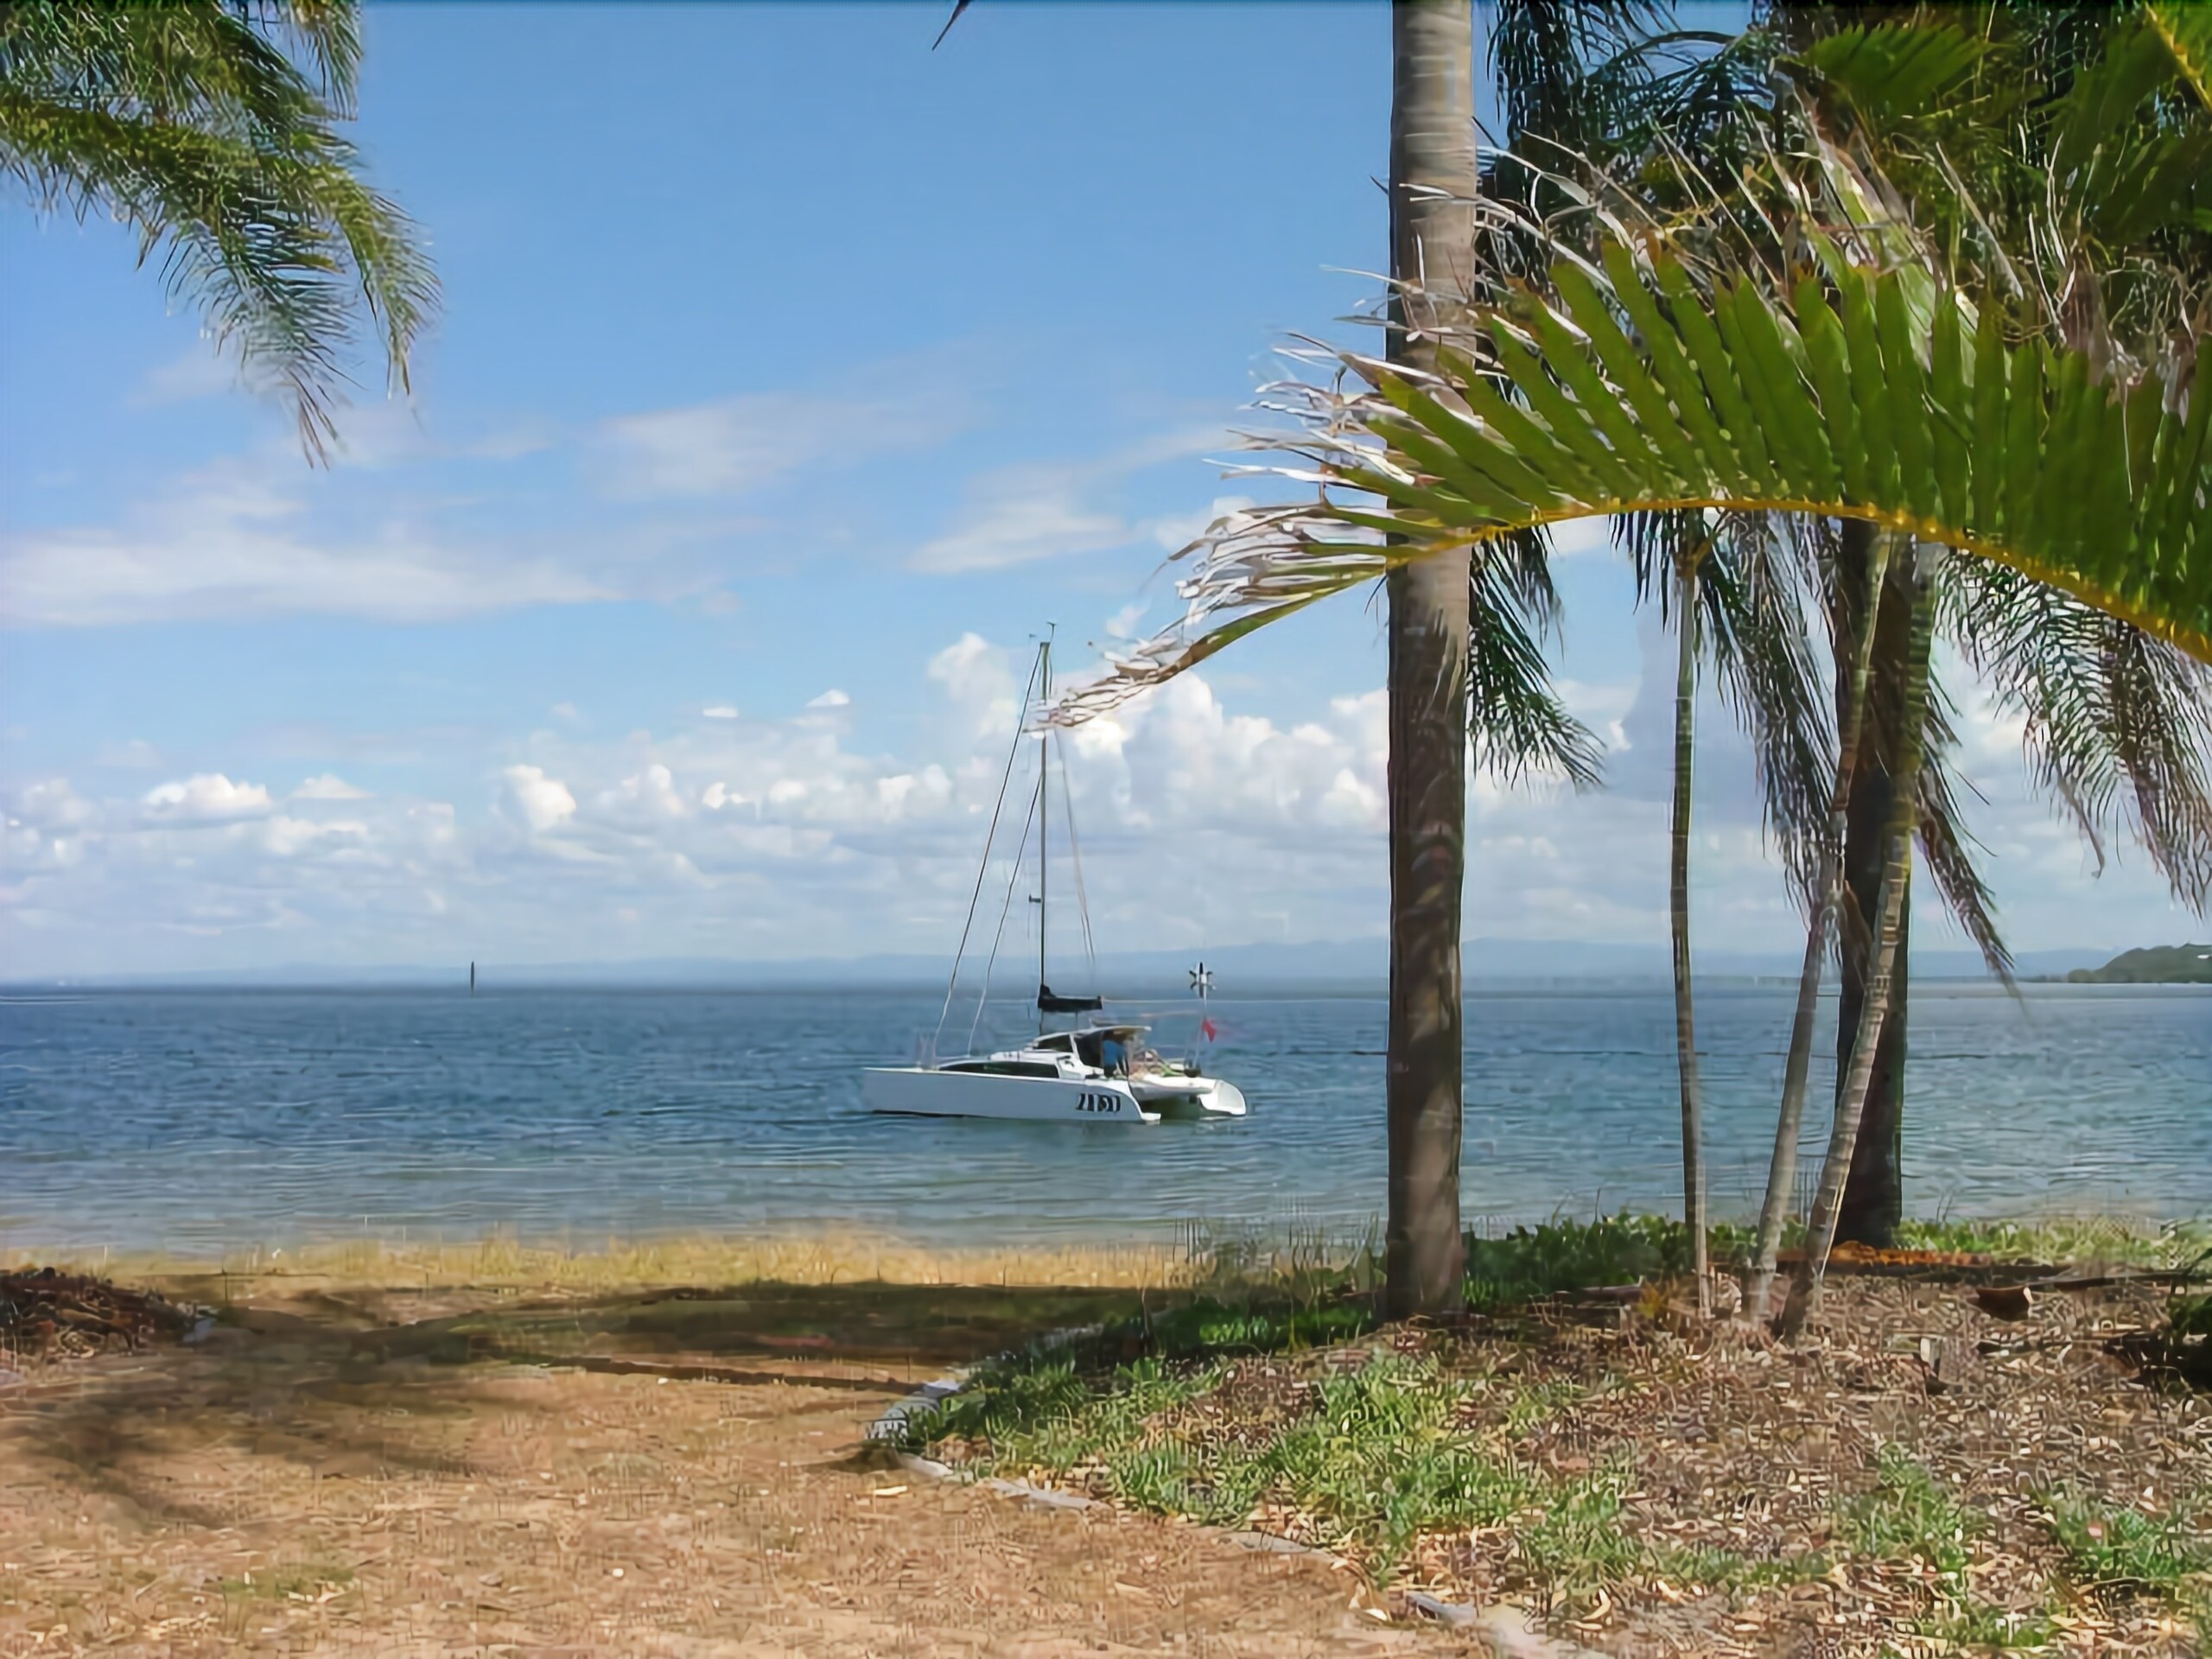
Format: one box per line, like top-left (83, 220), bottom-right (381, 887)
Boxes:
top-left (1074, 1092), bottom-right (1123, 1114)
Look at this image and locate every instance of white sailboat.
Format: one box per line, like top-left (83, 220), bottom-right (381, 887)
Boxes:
top-left (862, 637), bottom-right (1248, 1126)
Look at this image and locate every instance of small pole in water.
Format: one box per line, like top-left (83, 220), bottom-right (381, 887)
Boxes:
top-left (469, 961), bottom-right (475, 997)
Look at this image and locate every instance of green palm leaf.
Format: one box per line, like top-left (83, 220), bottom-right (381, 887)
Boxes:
top-left (2146, 1), bottom-right (2212, 109)
top-left (1062, 250), bottom-right (2210, 721)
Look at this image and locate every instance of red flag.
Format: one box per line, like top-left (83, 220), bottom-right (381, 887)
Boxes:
top-left (1202, 1016), bottom-right (1219, 1042)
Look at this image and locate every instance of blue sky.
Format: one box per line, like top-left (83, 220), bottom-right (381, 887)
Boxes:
top-left (0, 3), bottom-right (2191, 977)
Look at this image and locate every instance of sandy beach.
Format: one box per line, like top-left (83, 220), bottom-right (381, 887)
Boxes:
top-left (0, 1256), bottom-right (1453, 1659)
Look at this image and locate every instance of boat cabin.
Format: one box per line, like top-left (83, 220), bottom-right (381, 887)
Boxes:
top-left (1033, 1024), bottom-right (1149, 1076)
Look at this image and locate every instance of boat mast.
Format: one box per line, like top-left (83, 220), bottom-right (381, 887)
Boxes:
top-left (1037, 635), bottom-right (1050, 1034)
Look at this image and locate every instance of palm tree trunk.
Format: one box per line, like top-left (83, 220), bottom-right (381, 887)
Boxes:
top-left (1383, 0), bottom-right (1478, 1319)
top-left (1670, 549), bottom-right (1711, 1316)
top-left (1745, 523), bottom-right (1892, 1325)
top-left (1831, 537), bottom-right (1918, 1250)
top-left (1778, 547), bottom-right (1940, 1338)
top-left (1836, 768), bottom-right (1910, 1248)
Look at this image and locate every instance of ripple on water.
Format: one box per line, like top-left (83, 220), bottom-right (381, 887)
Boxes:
top-left (0, 983), bottom-right (2204, 1253)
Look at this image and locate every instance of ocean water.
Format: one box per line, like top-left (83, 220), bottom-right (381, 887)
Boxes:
top-left (2, 983), bottom-right (2205, 1255)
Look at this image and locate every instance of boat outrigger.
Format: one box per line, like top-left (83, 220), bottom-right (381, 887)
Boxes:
top-left (862, 637), bottom-right (1248, 1126)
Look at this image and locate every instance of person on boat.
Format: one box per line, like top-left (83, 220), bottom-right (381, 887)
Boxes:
top-left (1099, 1030), bottom-right (1128, 1077)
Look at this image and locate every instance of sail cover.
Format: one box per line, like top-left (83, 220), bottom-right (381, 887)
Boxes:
top-left (1037, 984), bottom-right (1103, 1014)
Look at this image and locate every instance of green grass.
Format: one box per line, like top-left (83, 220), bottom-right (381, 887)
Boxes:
top-left (911, 1344), bottom-right (1630, 1582)
top-left (1136, 1296), bottom-right (1379, 1359)
top-left (908, 1340), bottom-right (1850, 1602)
top-left (1841, 1446), bottom-right (1978, 1592)
top-left (1908, 1599), bottom-right (2059, 1650)
top-left (213, 1562), bottom-right (353, 1604)
top-left (1892, 1215), bottom-right (2212, 1268)
top-left (1460, 1213), bottom-right (1749, 1311)
top-left (2038, 1489), bottom-right (2211, 1600)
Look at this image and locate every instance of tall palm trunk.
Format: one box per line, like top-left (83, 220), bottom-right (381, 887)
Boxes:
top-left (1745, 523), bottom-right (1892, 1325)
top-left (1835, 626), bottom-right (1912, 1248)
top-left (1669, 547), bottom-right (1711, 1315)
top-left (1383, 0), bottom-right (1478, 1319)
top-left (1779, 548), bottom-right (1940, 1337)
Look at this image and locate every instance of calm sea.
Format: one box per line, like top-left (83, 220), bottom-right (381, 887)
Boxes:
top-left (2, 983), bottom-right (2205, 1256)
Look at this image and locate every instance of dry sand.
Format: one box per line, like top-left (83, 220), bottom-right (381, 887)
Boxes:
top-left (0, 1279), bottom-right (1462, 1659)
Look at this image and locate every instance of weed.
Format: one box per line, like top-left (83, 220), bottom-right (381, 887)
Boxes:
top-left (1140, 1296), bottom-right (1377, 1360)
top-left (1658, 1545), bottom-right (1832, 1592)
top-left (1842, 1446), bottom-right (1977, 1592)
top-left (906, 1341), bottom-right (1657, 1590)
top-left (1910, 1598), bottom-right (2059, 1649)
top-left (1893, 1216), bottom-right (2212, 1270)
top-left (1459, 1212), bottom-right (1749, 1310)
top-left (2037, 1489), bottom-right (2211, 1600)
top-left (214, 1562), bottom-right (353, 1603)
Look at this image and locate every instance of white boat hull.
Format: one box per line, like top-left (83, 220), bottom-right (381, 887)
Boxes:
top-left (1128, 1076), bottom-right (1247, 1119)
top-left (863, 1066), bottom-right (1156, 1124)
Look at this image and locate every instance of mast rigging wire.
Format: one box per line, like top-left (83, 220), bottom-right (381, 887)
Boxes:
top-left (967, 769), bottom-right (1041, 1058)
top-left (1054, 730), bottom-right (1099, 994)
top-left (931, 648), bottom-right (1043, 1052)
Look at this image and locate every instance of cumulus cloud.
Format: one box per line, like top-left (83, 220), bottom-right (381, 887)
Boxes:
top-left (702, 705), bottom-right (741, 721)
top-left (143, 773), bottom-right (275, 823)
top-left (805, 689), bottom-right (851, 709)
top-left (293, 774), bottom-right (370, 800)
top-left (503, 766), bottom-right (576, 834)
top-left (3, 627), bottom-right (2193, 977)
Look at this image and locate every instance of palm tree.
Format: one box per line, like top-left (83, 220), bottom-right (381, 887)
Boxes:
top-left (1668, 524), bottom-right (1712, 1313)
top-left (1777, 544), bottom-right (1939, 1333)
top-left (1, 0), bottom-right (435, 459)
top-left (1796, 3), bottom-right (2212, 1248)
top-left (1058, 6), bottom-right (2212, 1323)
top-left (1744, 519), bottom-right (1891, 1322)
top-left (1380, 0), bottom-right (1481, 1319)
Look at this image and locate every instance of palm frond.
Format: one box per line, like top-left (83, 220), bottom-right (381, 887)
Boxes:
top-left (1618, 507), bottom-right (1832, 909)
top-left (1469, 531), bottom-right (1603, 790)
top-left (1915, 697), bottom-right (2013, 983)
top-left (0, 0), bottom-right (434, 458)
top-left (1058, 247), bottom-right (2210, 724)
top-left (2146, 0), bottom-right (2212, 111)
top-left (1948, 563), bottom-right (2212, 912)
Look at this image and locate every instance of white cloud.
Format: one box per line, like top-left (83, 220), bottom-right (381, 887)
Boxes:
top-left (805, 689), bottom-right (851, 709)
top-left (1142, 493), bottom-right (1255, 553)
top-left (912, 464), bottom-right (1131, 574)
top-left (702, 705), bottom-right (741, 721)
top-left (927, 632), bottom-right (1021, 741)
top-left (911, 429), bottom-right (1224, 575)
top-left (143, 773), bottom-right (274, 823)
top-left (13, 778), bottom-right (99, 831)
top-left (293, 774), bottom-right (370, 801)
top-left (594, 387), bottom-right (964, 500)
top-left (1545, 518), bottom-right (1618, 561)
top-left (503, 766), bottom-right (576, 834)
top-left (6, 629), bottom-right (2196, 976)
top-left (1, 478), bottom-right (616, 626)
top-left (130, 347), bottom-right (240, 408)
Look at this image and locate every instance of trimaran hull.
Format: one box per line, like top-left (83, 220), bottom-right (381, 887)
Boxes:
top-left (862, 1067), bottom-right (1154, 1124)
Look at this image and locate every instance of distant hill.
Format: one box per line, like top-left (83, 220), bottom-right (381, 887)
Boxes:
top-left (2065, 944), bottom-right (2212, 984)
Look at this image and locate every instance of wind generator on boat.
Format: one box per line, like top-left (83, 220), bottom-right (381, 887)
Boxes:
top-left (862, 635), bottom-right (1247, 1125)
